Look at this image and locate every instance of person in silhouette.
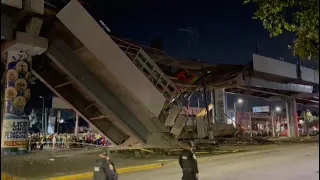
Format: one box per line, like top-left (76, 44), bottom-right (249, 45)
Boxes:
top-left (179, 141), bottom-right (199, 180)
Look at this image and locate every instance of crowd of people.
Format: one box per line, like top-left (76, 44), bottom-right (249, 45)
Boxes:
top-left (28, 132), bottom-right (112, 151)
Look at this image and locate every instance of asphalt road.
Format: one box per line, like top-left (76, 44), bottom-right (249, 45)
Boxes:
top-left (1, 148), bottom-right (175, 179)
top-left (1, 143), bottom-right (278, 179)
top-left (119, 144), bottom-right (319, 180)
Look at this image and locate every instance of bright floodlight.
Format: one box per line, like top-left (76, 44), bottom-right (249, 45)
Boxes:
top-left (237, 99), bottom-right (243, 104)
top-left (60, 119), bottom-right (64, 123)
top-left (275, 107), bottom-right (281, 112)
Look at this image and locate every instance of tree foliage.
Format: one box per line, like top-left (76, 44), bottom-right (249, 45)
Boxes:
top-left (244, 0), bottom-right (319, 61)
top-left (305, 110), bottom-right (316, 122)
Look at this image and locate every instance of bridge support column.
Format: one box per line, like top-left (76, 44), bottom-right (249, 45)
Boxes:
top-left (286, 97), bottom-right (299, 138)
top-left (214, 88), bottom-right (226, 123)
top-left (1, 31), bottom-right (47, 155)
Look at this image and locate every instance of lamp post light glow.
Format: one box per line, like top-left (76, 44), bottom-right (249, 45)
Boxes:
top-left (234, 98), bottom-right (244, 123)
top-left (275, 106), bottom-right (281, 112)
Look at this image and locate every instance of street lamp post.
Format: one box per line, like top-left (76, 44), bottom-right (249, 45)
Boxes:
top-left (233, 98), bottom-right (243, 122)
top-left (39, 96), bottom-right (45, 133)
top-left (271, 110), bottom-right (275, 138)
top-left (273, 106), bottom-right (281, 138)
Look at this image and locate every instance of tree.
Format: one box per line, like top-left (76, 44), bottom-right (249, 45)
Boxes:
top-left (304, 110), bottom-right (318, 138)
top-left (244, 0), bottom-right (319, 61)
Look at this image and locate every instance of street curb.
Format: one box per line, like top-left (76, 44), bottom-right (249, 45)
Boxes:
top-left (1, 172), bottom-right (19, 180)
top-left (45, 163), bottom-right (164, 180)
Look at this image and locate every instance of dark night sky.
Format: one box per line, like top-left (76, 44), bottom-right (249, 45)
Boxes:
top-left (85, 0), bottom-right (300, 65)
top-left (29, 0), bottom-right (318, 112)
top-left (84, 0), bottom-right (316, 111)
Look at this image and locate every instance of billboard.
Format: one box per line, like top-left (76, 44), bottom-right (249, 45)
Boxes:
top-left (252, 106), bottom-right (270, 113)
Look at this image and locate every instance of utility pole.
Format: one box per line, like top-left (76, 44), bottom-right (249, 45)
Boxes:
top-left (201, 66), bottom-right (214, 140)
top-left (177, 24), bottom-right (199, 56)
top-left (178, 25), bottom-right (215, 141)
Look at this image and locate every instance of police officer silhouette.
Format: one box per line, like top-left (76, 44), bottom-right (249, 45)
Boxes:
top-left (93, 151), bottom-right (118, 180)
top-left (179, 141), bottom-right (199, 180)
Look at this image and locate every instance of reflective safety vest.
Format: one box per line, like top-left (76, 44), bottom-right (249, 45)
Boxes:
top-left (96, 135), bottom-right (101, 140)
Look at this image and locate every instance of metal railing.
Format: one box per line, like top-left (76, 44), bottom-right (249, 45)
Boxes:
top-left (111, 37), bottom-right (181, 102)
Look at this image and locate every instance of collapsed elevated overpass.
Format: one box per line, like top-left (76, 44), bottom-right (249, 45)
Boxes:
top-left (117, 37), bottom-right (318, 108)
top-left (1, 1), bottom-right (318, 150)
top-left (30, 0), bottom-right (184, 147)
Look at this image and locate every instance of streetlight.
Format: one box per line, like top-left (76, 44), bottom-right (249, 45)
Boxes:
top-left (234, 98), bottom-right (243, 121)
top-left (272, 106), bottom-right (281, 138)
top-left (275, 106), bottom-right (281, 112)
top-left (39, 96), bottom-right (45, 133)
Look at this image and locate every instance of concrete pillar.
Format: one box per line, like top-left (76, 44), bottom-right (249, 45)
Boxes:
top-left (1, 31), bottom-right (47, 155)
top-left (47, 108), bottom-right (55, 134)
top-left (285, 101), bottom-right (291, 137)
top-left (196, 116), bottom-right (206, 138)
top-left (44, 107), bottom-right (48, 133)
top-left (287, 98), bottom-right (299, 137)
top-left (210, 91), bottom-right (215, 124)
top-left (214, 88), bottom-right (226, 123)
top-left (75, 113), bottom-right (79, 136)
top-left (56, 110), bottom-right (61, 134)
top-left (1, 50), bottom-right (31, 155)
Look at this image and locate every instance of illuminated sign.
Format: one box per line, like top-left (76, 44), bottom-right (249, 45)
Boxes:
top-left (252, 106), bottom-right (270, 113)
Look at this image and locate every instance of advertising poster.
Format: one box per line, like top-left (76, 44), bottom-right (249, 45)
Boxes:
top-left (1, 118), bottom-right (29, 149)
top-left (1, 50), bottom-right (31, 155)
